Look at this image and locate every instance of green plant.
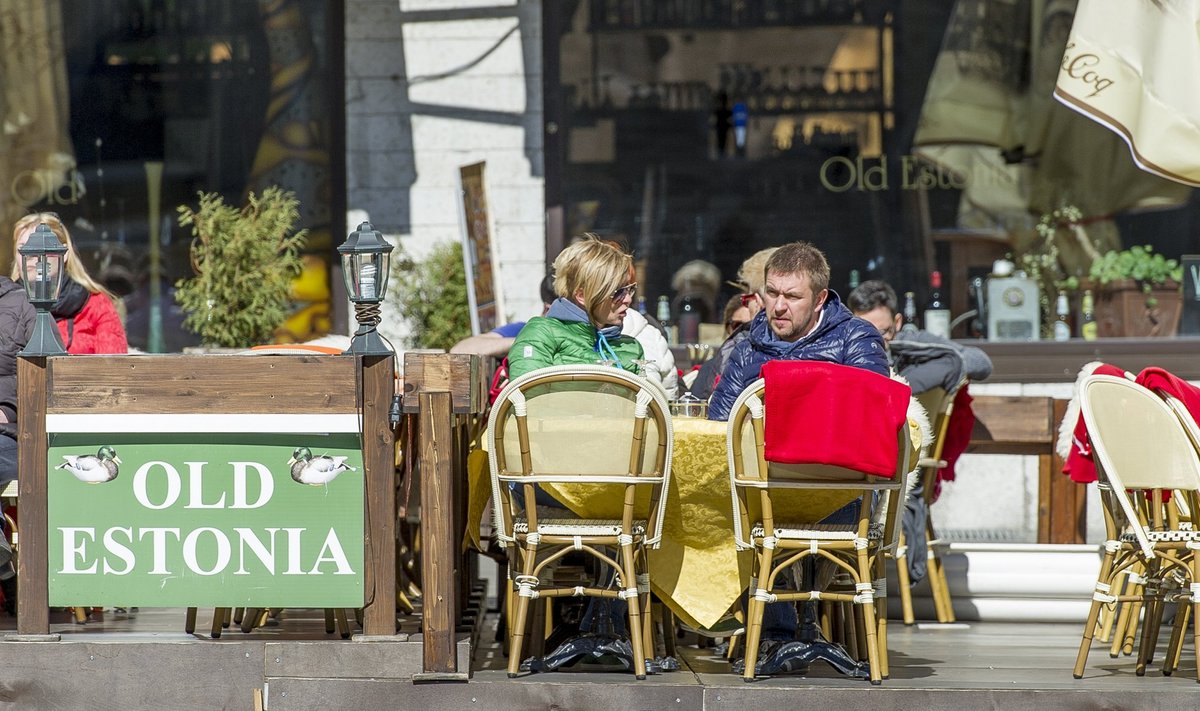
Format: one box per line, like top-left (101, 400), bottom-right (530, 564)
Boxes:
top-left (1088, 244), bottom-right (1182, 292)
top-left (388, 240), bottom-right (471, 350)
top-left (175, 187), bottom-right (308, 348)
top-left (1018, 204), bottom-right (1096, 336)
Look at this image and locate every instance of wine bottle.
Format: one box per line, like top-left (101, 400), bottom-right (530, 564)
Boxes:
top-left (1053, 291), bottom-right (1071, 341)
top-left (656, 295), bottom-right (674, 344)
top-left (901, 291), bottom-right (918, 333)
top-left (1080, 290), bottom-right (1098, 341)
top-left (677, 296), bottom-right (701, 344)
top-left (923, 271), bottom-right (951, 338)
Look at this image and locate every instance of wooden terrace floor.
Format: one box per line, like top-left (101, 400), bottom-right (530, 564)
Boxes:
top-left (0, 606), bottom-right (1196, 710)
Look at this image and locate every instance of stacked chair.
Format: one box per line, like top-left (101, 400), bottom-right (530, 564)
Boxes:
top-left (894, 378), bottom-right (966, 625)
top-left (725, 364), bottom-right (917, 684)
top-left (487, 364), bottom-right (673, 679)
top-left (1072, 374), bottom-right (1200, 681)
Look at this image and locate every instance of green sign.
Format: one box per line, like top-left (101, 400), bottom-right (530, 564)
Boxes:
top-left (46, 432), bottom-right (363, 607)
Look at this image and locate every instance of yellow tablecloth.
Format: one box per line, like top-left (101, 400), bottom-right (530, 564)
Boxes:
top-left (466, 418), bottom-right (861, 630)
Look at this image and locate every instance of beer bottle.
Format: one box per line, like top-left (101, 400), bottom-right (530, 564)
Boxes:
top-left (1080, 290), bottom-right (1098, 341)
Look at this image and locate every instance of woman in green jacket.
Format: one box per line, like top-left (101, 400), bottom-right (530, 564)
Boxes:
top-left (507, 236), bottom-right (645, 380)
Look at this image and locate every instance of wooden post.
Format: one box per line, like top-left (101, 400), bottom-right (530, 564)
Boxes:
top-left (404, 352), bottom-right (484, 680)
top-left (361, 354), bottom-right (397, 636)
top-left (419, 390), bottom-right (456, 674)
top-left (16, 356), bottom-right (52, 637)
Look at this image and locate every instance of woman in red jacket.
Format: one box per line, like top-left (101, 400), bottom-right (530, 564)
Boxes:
top-left (12, 213), bottom-right (128, 355)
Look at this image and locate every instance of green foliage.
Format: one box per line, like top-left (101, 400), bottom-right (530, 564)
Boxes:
top-left (389, 240), bottom-right (472, 350)
top-left (1088, 245), bottom-right (1182, 293)
top-left (175, 187), bottom-right (308, 348)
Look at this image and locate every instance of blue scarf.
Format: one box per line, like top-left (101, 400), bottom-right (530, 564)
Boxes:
top-left (545, 297), bottom-right (625, 367)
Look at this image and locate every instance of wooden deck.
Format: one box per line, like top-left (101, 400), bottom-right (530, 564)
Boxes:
top-left (0, 606), bottom-right (1195, 710)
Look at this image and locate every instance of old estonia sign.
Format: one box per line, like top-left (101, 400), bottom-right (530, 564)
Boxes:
top-left (46, 412), bottom-right (364, 608)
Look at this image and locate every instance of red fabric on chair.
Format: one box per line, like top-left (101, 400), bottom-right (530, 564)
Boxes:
top-left (762, 360), bottom-right (911, 477)
top-left (932, 385), bottom-right (976, 502)
top-left (1136, 367), bottom-right (1200, 422)
top-left (1063, 363), bottom-right (1130, 483)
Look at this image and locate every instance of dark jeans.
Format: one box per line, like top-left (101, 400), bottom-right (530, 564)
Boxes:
top-left (0, 434), bottom-right (15, 491)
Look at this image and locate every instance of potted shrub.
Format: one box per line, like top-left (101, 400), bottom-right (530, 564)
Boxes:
top-left (175, 187), bottom-right (308, 348)
top-left (1087, 245), bottom-right (1183, 338)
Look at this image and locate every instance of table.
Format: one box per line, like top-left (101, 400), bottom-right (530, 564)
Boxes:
top-left (468, 417), bottom-right (861, 630)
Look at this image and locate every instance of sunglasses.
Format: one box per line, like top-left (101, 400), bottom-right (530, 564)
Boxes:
top-left (611, 282), bottom-right (637, 302)
top-left (726, 319), bottom-right (749, 331)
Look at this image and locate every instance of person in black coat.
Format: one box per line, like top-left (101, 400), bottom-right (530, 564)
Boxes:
top-left (0, 274), bottom-right (34, 587)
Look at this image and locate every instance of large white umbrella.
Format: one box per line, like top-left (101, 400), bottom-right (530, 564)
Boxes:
top-left (1055, 0), bottom-right (1200, 187)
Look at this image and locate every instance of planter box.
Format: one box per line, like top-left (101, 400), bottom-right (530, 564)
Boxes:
top-left (1093, 279), bottom-right (1182, 338)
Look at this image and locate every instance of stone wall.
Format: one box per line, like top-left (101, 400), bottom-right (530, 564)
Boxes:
top-left (345, 0), bottom-right (547, 345)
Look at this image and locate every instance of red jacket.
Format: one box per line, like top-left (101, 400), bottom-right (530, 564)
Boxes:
top-left (58, 292), bottom-right (128, 354)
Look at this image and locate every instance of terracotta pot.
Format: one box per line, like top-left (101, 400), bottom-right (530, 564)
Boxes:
top-left (1092, 279), bottom-right (1182, 338)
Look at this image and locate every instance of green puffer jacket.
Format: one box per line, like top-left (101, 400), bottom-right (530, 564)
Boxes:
top-left (507, 316), bottom-right (645, 381)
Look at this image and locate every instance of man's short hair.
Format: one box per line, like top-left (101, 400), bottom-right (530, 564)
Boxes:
top-left (764, 241), bottom-right (830, 294)
top-left (848, 280), bottom-right (898, 315)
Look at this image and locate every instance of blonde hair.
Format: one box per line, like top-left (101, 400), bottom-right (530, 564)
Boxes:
top-left (552, 234), bottom-right (633, 327)
top-left (737, 247), bottom-right (778, 296)
top-left (11, 213), bottom-right (115, 298)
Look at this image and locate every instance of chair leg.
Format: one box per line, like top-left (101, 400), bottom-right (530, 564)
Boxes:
top-left (619, 541), bottom-right (648, 679)
top-left (1192, 555), bottom-right (1200, 684)
top-left (659, 603), bottom-right (678, 659)
top-left (1112, 563), bottom-right (1145, 657)
top-left (211, 608), bottom-right (229, 638)
top-left (1162, 600), bottom-right (1189, 676)
top-left (324, 608), bottom-right (336, 634)
top-left (742, 548), bottom-right (773, 682)
top-left (184, 607), bottom-right (197, 634)
top-left (335, 608), bottom-right (351, 639)
top-left (894, 531), bottom-right (915, 626)
top-left (874, 556), bottom-right (890, 679)
top-left (856, 549), bottom-right (883, 685)
top-left (507, 548), bottom-right (538, 678)
top-left (1073, 547), bottom-right (1118, 678)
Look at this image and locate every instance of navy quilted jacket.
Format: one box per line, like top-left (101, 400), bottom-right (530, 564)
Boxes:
top-left (706, 290), bottom-right (889, 421)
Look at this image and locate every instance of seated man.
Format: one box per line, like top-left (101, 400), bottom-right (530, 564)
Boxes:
top-left (848, 279), bottom-right (992, 586)
top-left (707, 241), bottom-right (888, 422)
top-left (705, 241), bottom-right (888, 655)
top-left (847, 279), bottom-right (992, 393)
top-left (451, 275), bottom-right (556, 358)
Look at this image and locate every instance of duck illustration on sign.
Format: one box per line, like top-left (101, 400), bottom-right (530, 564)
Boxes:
top-left (288, 446), bottom-right (356, 486)
top-left (57, 446), bottom-right (121, 483)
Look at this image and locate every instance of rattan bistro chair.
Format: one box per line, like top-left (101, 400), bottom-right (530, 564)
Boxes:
top-left (487, 364), bottom-right (672, 679)
top-left (727, 378), bottom-right (915, 684)
top-left (893, 379), bottom-right (965, 625)
top-left (1073, 375), bottom-right (1200, 681)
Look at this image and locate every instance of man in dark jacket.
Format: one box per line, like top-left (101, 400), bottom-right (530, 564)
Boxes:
top-left (707, 241), bottom-right (888, 421)
top-left (705, 242), bottom-right (888, 666)
top-left (0, 275), bottom-right (35, 586)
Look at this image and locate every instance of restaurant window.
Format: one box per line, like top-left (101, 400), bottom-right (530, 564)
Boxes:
top-left (1, 1), bottom-right (344, 351)
top-left (545, 0), bottom-right (1200, 340)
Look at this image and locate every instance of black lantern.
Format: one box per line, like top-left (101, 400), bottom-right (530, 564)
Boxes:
top-left (338, 221), bottom-right (394, 356)
top-left (18, 223), bottom-right (68, 356)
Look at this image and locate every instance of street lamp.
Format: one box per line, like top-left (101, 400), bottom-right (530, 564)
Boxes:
top-left (338, 221), bottom-right (394, 356)
top-left (18, 223), bottom-right (68, 356)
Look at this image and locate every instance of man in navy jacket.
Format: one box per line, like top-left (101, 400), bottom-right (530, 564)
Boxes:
top-left (707, 241), bottom-right (888, 421)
